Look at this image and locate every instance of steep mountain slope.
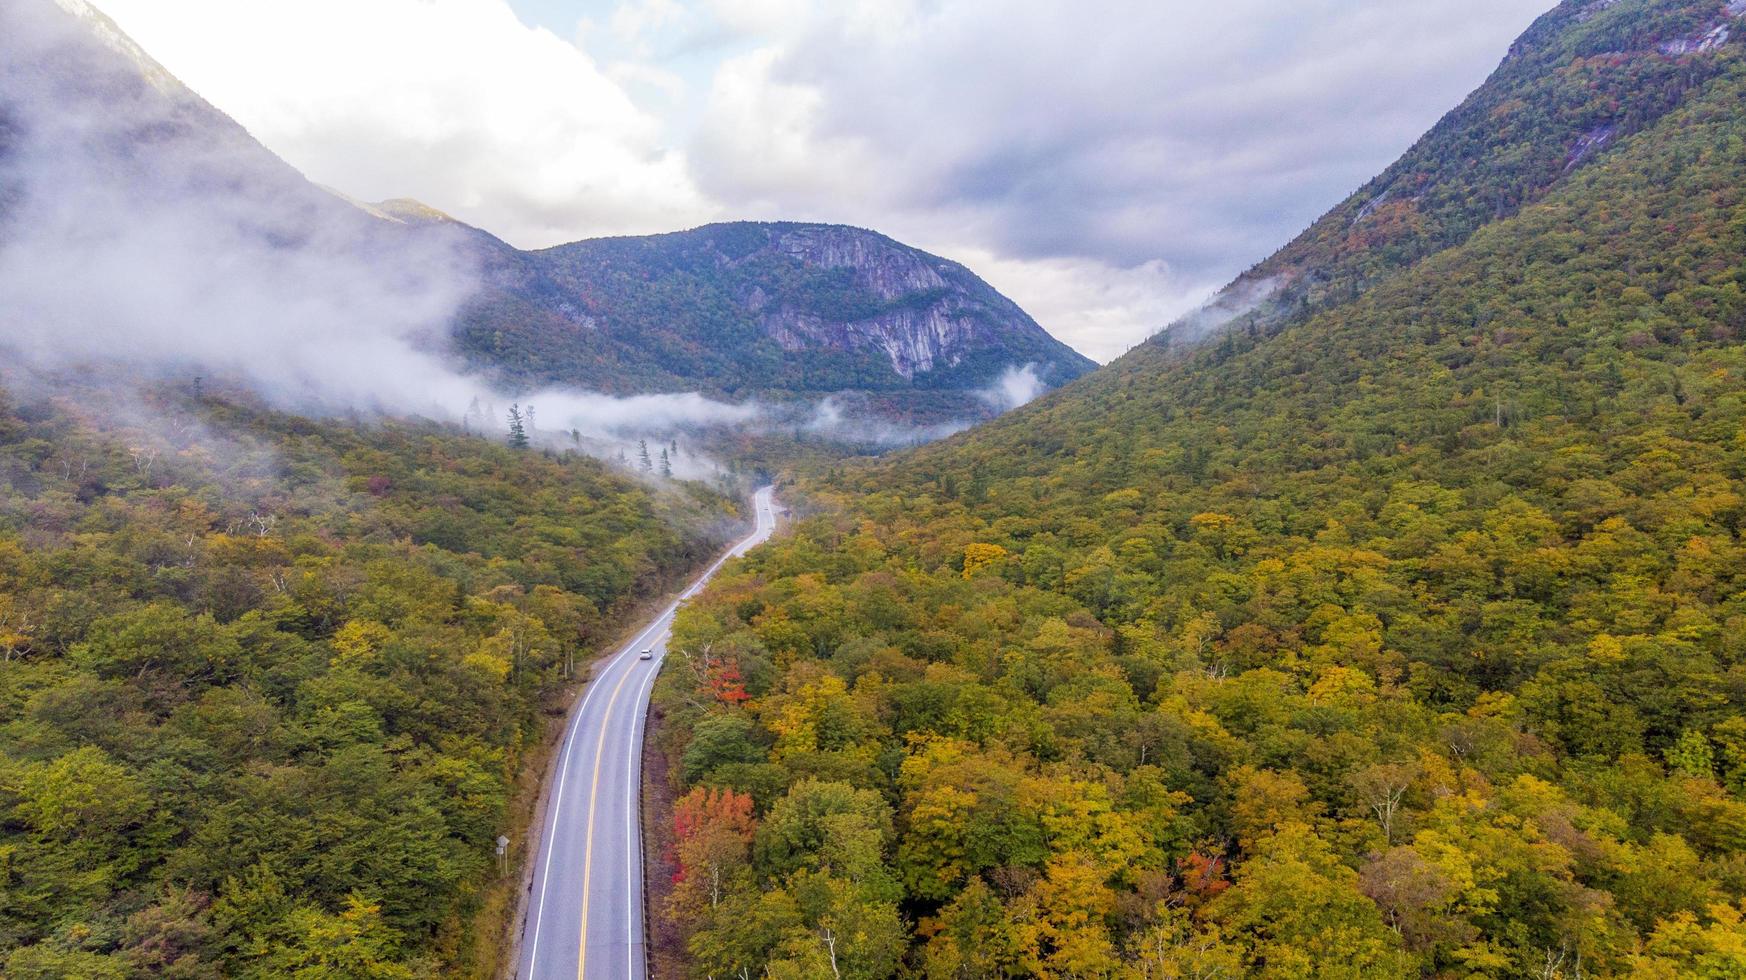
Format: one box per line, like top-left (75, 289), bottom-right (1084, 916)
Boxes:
top-left (1165, 0), bottom-right (1745, 348)
top-left (654, 2), bottom-right (1746, 976)
top-left (0, 0), bottom-right (385, 248)
top-left (457, 221), bottom-right (1096, 398)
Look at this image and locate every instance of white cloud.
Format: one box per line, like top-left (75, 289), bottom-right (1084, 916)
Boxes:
top-left (611, 0), bottom-right (686, 50)
top-left (689, 46), bottom-right (879, 211)
top-left (701, 0), bottom-right (810, 37)
top-left (976, 364), bottom-right (1048, 413)
top-left (682, 0), bottom-right (1555, 353)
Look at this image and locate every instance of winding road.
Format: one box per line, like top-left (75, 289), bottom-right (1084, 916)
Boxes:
top-left (516, 486), bottom-right (777, 980)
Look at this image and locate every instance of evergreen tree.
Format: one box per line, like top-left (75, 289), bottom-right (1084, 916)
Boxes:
top-left (638, 440), bottom-right (653, 472)
top-left (660, 448), bottom-right (672, 478)
top-left (507, 405), bottom-right (529, 449)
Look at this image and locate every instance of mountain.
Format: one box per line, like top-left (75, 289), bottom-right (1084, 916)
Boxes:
top-left (453, 221), bottom-right (1097, 398)
top-left (654, 1), bottom-right (1746, 976)
top-left (1164, 0), bottom-right (1745, 350)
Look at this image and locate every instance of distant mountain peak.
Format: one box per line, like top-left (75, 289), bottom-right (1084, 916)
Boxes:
top-left (325, 191), bottom-right (464, 228)
top-left (370, 198), bottom-right (464, 226)
top-left (456, 219), bottom-right (1096, 400)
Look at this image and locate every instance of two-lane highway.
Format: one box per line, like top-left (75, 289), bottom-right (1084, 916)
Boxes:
top-left (517, 486), bottom-right (778, 979)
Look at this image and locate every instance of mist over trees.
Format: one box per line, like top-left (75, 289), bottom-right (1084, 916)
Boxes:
top-left (0, 386), bottom-right (736, 976)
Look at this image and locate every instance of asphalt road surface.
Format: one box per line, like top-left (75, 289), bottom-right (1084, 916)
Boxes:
top-left (517, 486), bottom-right (777, 980)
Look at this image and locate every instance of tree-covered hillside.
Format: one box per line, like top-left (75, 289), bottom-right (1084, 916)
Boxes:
top-left (650, 1), bottom-right (1746, 976)
top-left (453, 221), bottom-right (1097, 401)
top-left (0, 383), bottom-right (736, 977)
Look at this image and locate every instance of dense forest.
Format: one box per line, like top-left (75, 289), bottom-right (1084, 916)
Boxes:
top-left (0, 382), bottom-right (736, 977)
top-left (650, 2), bottom-right (1746, 976)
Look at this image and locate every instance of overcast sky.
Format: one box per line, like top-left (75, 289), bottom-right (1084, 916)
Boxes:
top-left (93, 0), bottom-right (1556, 362)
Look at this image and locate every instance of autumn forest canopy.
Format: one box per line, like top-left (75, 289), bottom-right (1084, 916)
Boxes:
top-left (9, 0), bottom-right (1746, 977)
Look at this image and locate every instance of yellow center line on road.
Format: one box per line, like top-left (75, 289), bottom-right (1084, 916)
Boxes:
top-left (556, 489), bottom-right (768, 978)
top-left (575, 649), bottom-right (646, 980)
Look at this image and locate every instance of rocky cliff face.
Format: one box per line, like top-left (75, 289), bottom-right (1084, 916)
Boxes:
top-left (763, 304), bottom-right (973, 379)
top-left (743, 224), bottom-right (1059, 380)
top-left (770, 224), bottom-right (948, 299)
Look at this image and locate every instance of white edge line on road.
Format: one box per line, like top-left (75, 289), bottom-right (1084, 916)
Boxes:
top-left (625, 646), bottom-right (663, 978)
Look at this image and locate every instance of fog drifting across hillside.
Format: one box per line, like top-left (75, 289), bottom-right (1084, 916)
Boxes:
top-left (1159, 275), bottom-right (1283, 347)
top-left (0, 0), bottom-right (463, 412)
top-left (0, 0), bottom-right (763, 442)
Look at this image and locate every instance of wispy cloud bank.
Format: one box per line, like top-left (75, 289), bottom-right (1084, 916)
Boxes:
top-left (513, 389), bottom-right (764, 437)
top-left (0, 0), bottom-right (759, 443)
top-left (1163, 275), bottom-right (1284, 348)
top-left (801, 397), bottom-right (968, 448)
